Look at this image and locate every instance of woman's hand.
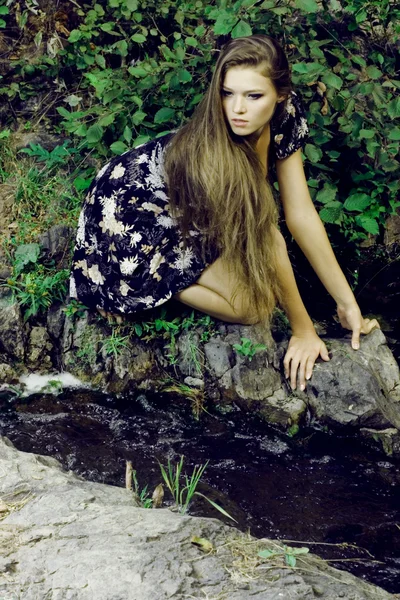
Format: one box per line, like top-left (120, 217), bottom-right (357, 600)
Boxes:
top-left (98, 308), bottom-right (124, 324)
top-left (284, 330), bottom-right (330, 391)
top-left (336, 304), bottom-right (380, 350)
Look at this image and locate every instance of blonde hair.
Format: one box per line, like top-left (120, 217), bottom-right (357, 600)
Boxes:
top-left (164, 35), bottom-right (291, 320)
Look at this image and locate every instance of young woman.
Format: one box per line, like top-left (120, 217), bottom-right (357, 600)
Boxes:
top-left (70, 35), bottom-right (378, 390)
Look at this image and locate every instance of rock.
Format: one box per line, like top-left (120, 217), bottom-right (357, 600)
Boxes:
top-left (184, 376), bottom-right (204, 389)
top-left (0, 298), bottom-right (25, 361)
top-left (27, 326), bottom-right (53, 369)
top-left (0, 362), bottom-right (18, 384)
top-left (0, 436), bottom-right (393, 600)
top-left (46, 303), bottom-right (66, 340)
top-left (9, 131), bottom-right (62, 152)
top-left (39, 224), bottom-right (74, 263)
top-left (384, 213), bottom-right (400, 246)
top-left (306, 330), bottom-right (400, 432)
top-left (360, 427), bottom-right (400, 457)
top-left (204, 338), bottom-right (232, 378)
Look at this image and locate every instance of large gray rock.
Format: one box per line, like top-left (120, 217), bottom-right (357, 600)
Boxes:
top-left (0, 437), bottom-right (394, 600)
top-left (0, 298), bottom-right (25, 361)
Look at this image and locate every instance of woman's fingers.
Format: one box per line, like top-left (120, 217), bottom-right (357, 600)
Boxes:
top-left (97, 308), bottom-right (123, 325)
top-left (284, 337), bottom-right (330, 390)
top-left (361, 318), bottom-right (380, 334)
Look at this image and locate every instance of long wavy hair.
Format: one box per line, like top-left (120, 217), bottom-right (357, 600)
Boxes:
top-left (164, 35), bottom-right (292, 321)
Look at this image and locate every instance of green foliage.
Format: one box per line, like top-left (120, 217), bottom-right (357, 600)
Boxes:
top-left (233, 337), bottom-right (267, 361)
top-left (4, 268), bottom-right (69, 321)
top-left (131, 470), bottom-right (153, 509)
top-left (101, 327), bottom-right (130, 358)
top-left (258, 544), bottom-right (310, 568)
top-left (159, 455), bottom-right (236, 521)
top-left (63, 299), bottom-right (89, 320)
top-left (1, 0), bottom-right (399, 244)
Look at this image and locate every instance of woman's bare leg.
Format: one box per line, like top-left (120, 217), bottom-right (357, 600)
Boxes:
top-left (174, 258), bottom-right (259, 324)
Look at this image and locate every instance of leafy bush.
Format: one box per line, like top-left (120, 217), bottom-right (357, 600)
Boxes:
top-left (1, 0), bottom-right (399, 243)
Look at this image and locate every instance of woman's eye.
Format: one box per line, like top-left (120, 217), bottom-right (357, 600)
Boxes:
top-left (249, 94), bottom-right (262, 99)
top-left (222, 90), bottom-right (232, 97)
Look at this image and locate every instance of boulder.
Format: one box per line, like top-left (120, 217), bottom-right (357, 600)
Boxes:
top-left (0, 436), bottom-right (394, 600)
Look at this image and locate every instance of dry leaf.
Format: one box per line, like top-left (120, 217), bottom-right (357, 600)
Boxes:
top-left (125, 460), bottom-right (133, 491)
top-left (321, 97), bottom-right (329, 115)
top-left (152, 483), bottom-right (164, 508)
top-left (190, 536), bottom-right (214, 553)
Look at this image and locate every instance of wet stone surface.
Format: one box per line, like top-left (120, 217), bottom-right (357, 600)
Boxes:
top-left (0, 388), bottom-right (399, 593)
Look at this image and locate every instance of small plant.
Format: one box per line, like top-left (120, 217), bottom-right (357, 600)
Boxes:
top-left (63, 298), bottom-right (88, 320)
top-left (233, 337), bottom-right (267, 361)
top-left (258, 544), bottom-right (310, 568)
top-left (159, 455), bottom-right (236, 522)
top-left (4, 269), bottom-right (69, 320)
top-left (131, 470), bottom-right (153, 509)
top-left (162, 379), bottom-right (205, 420)
top-left (19, 142), bottom-right (78, 172)
top-left (101, 327), bottom-right (130, 359)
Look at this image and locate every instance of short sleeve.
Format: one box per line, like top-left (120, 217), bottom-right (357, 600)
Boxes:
top-left (270, 91), bottom-right (309, 160)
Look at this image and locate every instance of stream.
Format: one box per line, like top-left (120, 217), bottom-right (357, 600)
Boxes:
top-left (1, 387), bottom-right (399, 594)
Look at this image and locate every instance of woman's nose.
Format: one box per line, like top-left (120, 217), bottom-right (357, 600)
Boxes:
top-left (233, 96), bottom-right (246, 113)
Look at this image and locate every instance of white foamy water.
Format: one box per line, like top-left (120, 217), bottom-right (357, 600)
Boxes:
top-left (18, 372), bottom-right (89, 396)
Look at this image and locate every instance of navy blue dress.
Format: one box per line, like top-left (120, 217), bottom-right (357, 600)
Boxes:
top-left (70, 91), bottom-right (308, 313)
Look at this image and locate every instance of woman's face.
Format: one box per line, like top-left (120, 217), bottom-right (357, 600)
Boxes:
top-left (221, 65), bottom-right (284, 137)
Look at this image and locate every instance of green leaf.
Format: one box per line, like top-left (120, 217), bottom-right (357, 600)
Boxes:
top-left (132, 110), bottom-right (146, 125)
top-left (258, 549), bottom-right (277, 559)
top-left (317, 183), bottom-right (337, 204)
top-left (195, 492), bottom-right (237, 522)
top-left (285, 554), bottom-right (297, 567)
top-left (133, 135), bottom-right (151, 147)
top-left (14, 243), bottom-right (40, 275)
top-left (344, 193), bottom-right (371, 212)
top-left (213, 11), bottom-right (237, 35)
top-left (98, 113), bottom-right (116, 127)
top-left (95, 55), bottom-right (106, 69)
top-left (126, 0), bottom-right (138, 9)
top-left (177, 69), bottom-right (192, 83)
top-left (322, 71), bottom-right (343, 90)
top-left (131, 33), bottom-right (146, 43)
top-left (68, 29), bottom-right (81, 43)
top-left (185, 37), bottom-right (198, 47)
top-left (366, 65), bottom-right (382, 80)
top-left (388, 128), bottom-right (400, 141)
top-left (0, 6), bottom-right (9, 14)
top-left (86, 124), bottom-right (104, 143)
top-left (356, 216), bottom-right (379, 235)
top-left (154, 107), bottom-right (176, 124)
top-left (304, 144), bottom-right (322, 163)
top-left (123, 126), bottom-right (132, 143)
top-left (319, 202), bottom-right (343, 223)
top-left (359, 129), bottom-right (375, 139)
top-left (295, 0), bottom-right (319, 12)
top-left (110, 141), bottom-right (128, 154)
top-left (128, 65), bottom-right (148, 77)
top-left (388, 97), bottom-right (400, 120)
top-left (231, 20), bottom-right (252, 38)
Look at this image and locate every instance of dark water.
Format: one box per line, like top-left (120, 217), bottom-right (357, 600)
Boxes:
top-left (1, 389), bottom-right (399, 593)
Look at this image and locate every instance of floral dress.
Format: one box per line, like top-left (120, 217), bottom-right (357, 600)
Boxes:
top-left (70, 91), bottom-right (308, 314)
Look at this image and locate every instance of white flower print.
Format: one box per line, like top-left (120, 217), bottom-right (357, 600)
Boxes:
top-left (136, 295), bottom-right (155, 308)
top-left (99, 191), bottom-right (126, 236)
top-left (286, 97), bottom-right (296, 118)
top-left (119, 280), bottom-right (133, 297)
top-left (96, 163), bottom-right (110, 180)
top-left (74, 259), bottom-right (88, 276)
top-left (153, 189), bottom-right (168, 202)
top-left (296, 117), bottom-right (309, 138)
top-left (149, 252), bottom-right (165, 275)
top-left (141, 202), bottom-right (163, 215)
top-left (120, 256), bottom-right (139, 275)
top-left (110, 163), bottom-right (126, 179)
top-left (173, 247), bottom-right (194, 274)
top-left (87, 264), bottom-right (105, 285)
top-left (145, 143), bottom-right (166, 191)
top-left (156, 215), bottom-right (175, 229)
top-left (274, 134), bottom-right (284, 145)
top-left (129, 232), bottom-right (143, 247)
top-left (76, 210), bottom-right (86, 245)
top-left (136, 153), bottom-right (149, 164)
top-left (69, 275), bottom-right (77, 298)
top-left (153, 292), bottom-right (172, 307)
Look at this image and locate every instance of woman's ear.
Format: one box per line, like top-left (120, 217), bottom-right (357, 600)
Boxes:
top-left (277, 95), bottom-right (286, 103)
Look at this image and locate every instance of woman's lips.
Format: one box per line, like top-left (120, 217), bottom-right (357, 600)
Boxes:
top-left (231, 119), bottom-right (248, 127)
